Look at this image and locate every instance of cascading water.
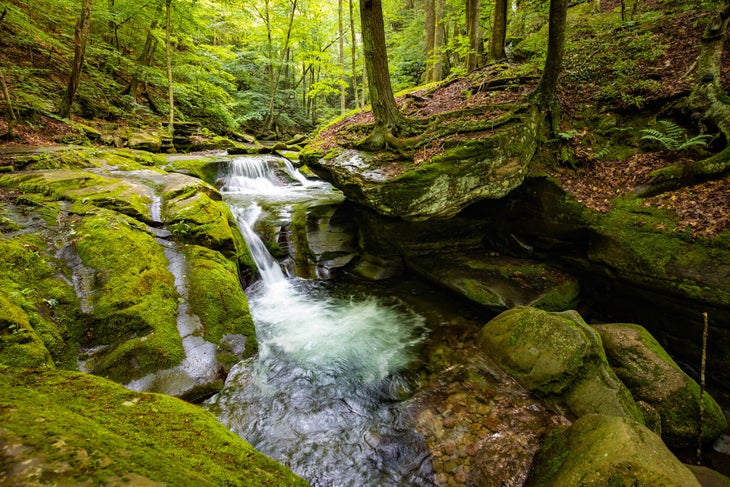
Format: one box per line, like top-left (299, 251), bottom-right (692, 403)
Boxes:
top-left (206, 156), bottom-right (433, 486)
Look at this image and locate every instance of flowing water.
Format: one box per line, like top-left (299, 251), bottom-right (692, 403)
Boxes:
top-left (206, 156), bottom-right (434, 486)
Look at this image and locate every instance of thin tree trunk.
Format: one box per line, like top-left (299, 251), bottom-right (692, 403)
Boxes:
top-left (339, 0), bottom-right (347, 114)
top-left (531, 0), bottom-right (568, 132)
top-left (488, 0), bottom-right (508, 62)
top-left (433, 0), bottom-right (446, 81)
top-left (127, 18), bottom-right (159, 99)
top-left (0, 69), bottom-right (16, 139)
top-left (265, 0), bottom-right (298, 130)
top-left (349, 0), bottom-right (360, 108)
top-left (58, 0), bottom-right (92, 119)
top-left (165, 0), bottom-right (174, 133)
top-left (425, 0), bottom-right (436, 82)
top-left (358, 0), bottom-right (406, 149)
top-left (466, 0), bottom-right (483, 70)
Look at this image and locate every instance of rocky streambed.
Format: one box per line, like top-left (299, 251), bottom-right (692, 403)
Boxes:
top-left (0, 145), bottom-right (728, 486)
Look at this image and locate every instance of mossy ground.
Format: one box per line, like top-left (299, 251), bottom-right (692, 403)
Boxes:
top-left (0, 366), bottom-right (309, 486)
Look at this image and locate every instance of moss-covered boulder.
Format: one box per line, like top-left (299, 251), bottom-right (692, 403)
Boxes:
top-left (163, 179), bottom-right (242, 254)
top-left (73, 209), bottom-right (182, 383)
top-left (594, 323), bottom-right (727, 448)
top-left (185, 245), bottom-right (257, 358)
top-left (0, 366), bottom-right (308, 486)
top-left (526, 414), bottom-right (700, 487)
top-left (128, 132), bottom-right (162, 153)
top-left (301, 106), bottom-right (540, 221)
top-left (408, 253), bottom-right (580, 312)
top-left (477, 307), bottom-right (643, 421)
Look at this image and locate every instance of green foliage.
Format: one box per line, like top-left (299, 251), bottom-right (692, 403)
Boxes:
top-left (640, 120), bottom-right (712, 152)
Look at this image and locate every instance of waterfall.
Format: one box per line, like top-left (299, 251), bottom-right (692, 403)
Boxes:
top-left (207, 155), bottom-right (433, 486)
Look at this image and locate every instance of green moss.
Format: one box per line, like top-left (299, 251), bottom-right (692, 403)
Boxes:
top-left (166, 193), bottom-right (237, 252)
top-left (185, 245), bottom-right (257, 356)
top-left (0, 367), bottom-right (309, 486)
top-left (165, 156), bottom-right (223, 185)
top-left (73, 210), bottom-right (182, 382)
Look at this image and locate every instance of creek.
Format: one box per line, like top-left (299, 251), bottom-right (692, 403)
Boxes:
top-left (205, 156), bottom-right (437, 485)
top-left (203, 156), bottom-right (554, 486)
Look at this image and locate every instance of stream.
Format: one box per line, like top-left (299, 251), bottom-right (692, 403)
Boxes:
top-left (205, 156), bottom-right (438, 485)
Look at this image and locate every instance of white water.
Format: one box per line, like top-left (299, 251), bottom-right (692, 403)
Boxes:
top-left (207, 155), bottom-right (433, 486)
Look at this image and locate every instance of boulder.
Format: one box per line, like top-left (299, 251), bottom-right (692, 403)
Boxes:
top-left (477, 307), bottom-right (643, 421)
top-left (594, 323), bottom-right (727, 447)
top-left (128, 132), bottom-right (162, 153)
top-left (526, 414), bottom-right (700, 487)
top-left (301, 106), bottom-right (540, 221)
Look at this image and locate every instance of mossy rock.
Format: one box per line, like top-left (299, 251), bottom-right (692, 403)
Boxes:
top-left (477, 307), bottom-right (643, 421)
top-left (408, 253), bottom-right (580, 312)
top-left (73, 209), bottom-right (182, 383)
top-left (590, 196), bottom-right (730, 307)
top-left (163, 154), bottom-right (224, 185)
top-left (184, 245), bottom-right (257, 357)
top-left (128, 132), bottom-right (162, 153)
top-left (301, 106), bottom-right (540, 221)
top-left (594, 323), bottom-right (728, 448)
top-left (0, 232), bottom-right (80, 370)
top-left (0, 366), bottom-right (309, 486)
top-left (1, 169), bottom-right (155, 224)
top-left (165, 192), bottom-right (237, 252)
top-left (526, 414), bottom-right (700, 487)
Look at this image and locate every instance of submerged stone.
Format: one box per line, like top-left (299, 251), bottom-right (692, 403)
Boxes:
top-left (477, 307), bottom-right (643, 422)
top-left (594, 323), bottom-right (727, 448)
top-left (526, 414), bottom-right (700, 487)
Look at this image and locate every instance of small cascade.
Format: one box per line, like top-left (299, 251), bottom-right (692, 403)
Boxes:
top-left (150, 195), bottom-right (163, 224)
top-left (206, 155), bottom-right (434, 486)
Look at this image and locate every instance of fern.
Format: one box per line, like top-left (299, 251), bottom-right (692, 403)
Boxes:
top-left (640, 120), bottom-right (712, 152)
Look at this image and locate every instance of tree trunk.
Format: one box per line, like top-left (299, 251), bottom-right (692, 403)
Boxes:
top-left (466, 0), bottom-right (483, 70)
top-left (425, 0), bottom-right (436, 83)
top-left (58, 0), bottom-right (92, 119)
top-left (358, 0), bottom-right (405, 149)
top-left (126, 18), bottom-right (159, 99)
top-left (488, 0), bottom-right (508, 62)
top-left (531, 0), bottom-right (568, 133)
top-left (165, 0), bottom-right (174, 133)
top-left (349, 0), bottom-right (360, 108)
top-left (433, 0), bottom-right (446, 81)
top-left (339, 0), bottom-right (347, 114)
top-left (0, 68), bottom-right (16, 139)
top-left (265, 0), bottom-right (298, 130)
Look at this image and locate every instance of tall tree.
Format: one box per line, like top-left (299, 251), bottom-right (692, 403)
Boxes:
top-left (530, 0), bottom-right (568, 132)
top-left (466, 0), bottom-right (483, 70)
top-left (349, 0), bottom-right (360, 108)
top-left (488, 0), bottom-right (508, 62)
top-left (58, 0), bottom-right (93, 118)
top-left (0, 9), bottom-right (16, 139)
top-left (425, 0), bottom-right (446, 82)
top-left (339, 0), bottom-right (346, 114)
top-left (358, 0), bottom-right (406, 149)
top-left (165, 0), bottom-right (174, 132)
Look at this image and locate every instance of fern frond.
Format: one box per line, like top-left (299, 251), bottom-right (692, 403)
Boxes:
top-left (657, 120), bottom-right (684, 140)
top-left (677, 135), bottom-right (712, 151)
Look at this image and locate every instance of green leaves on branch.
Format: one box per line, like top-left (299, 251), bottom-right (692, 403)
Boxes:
top-left (640, 120), bottom-right (712, 152)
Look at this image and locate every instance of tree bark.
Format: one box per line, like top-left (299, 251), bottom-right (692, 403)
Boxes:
top-left (265, 0), bottom-right (298, 130)
top-left (339, 0), bottom-right (347, 114)
top-left (58, 0), bottom-right (92, 119)
top-left (126, 17), bottom-right (159, 99)
top-left (531, 0), bottom-right (568, 132)
top-left (425, 0), bottom-right (436, 82)
top-left (466, 0), bottom-right (483, 70)
top-left (433, 0), bottom-right (446, 81)
top-left (488, 0), bottom-right (508, 62)
top-left (165, 0), bottom-right (174, 132)
top-left (349, 0), bottom-right (360, 108)
top-left (358, 0), bottom-right (406, 149)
